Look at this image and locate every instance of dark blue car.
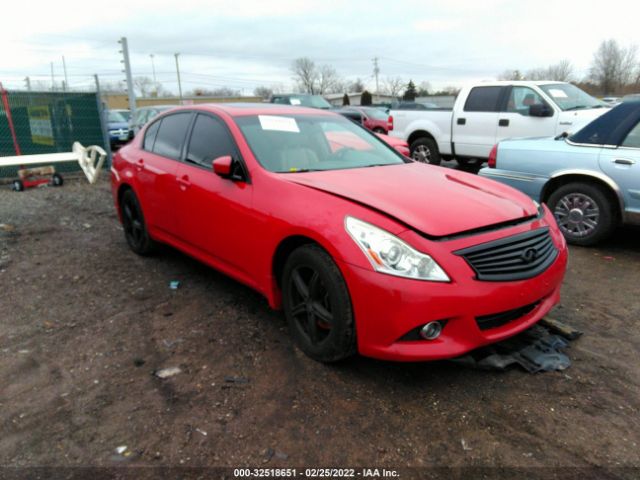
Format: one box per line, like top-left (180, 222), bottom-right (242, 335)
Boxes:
top-left (107, 110), bottom-right (131, 148)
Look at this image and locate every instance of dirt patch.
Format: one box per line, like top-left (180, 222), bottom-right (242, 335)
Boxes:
top-left (0, 178), bottom-right (639, 477)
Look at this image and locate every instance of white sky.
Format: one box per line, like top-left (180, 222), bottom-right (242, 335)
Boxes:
top-left (0, 0), bottom-right (638, 94)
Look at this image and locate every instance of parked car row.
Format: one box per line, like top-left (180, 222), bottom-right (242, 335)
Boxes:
top-left (389, 80), bottom-right (608, 166)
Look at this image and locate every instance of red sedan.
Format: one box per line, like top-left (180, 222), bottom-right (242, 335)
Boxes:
top-left (111, 104), bottom-right (567, 363)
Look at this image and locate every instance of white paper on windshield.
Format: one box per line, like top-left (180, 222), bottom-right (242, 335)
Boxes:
top-left (290, 98), bottom-right (302, 105)
top-left (548, 89), bottom-right (568, 98)
top-left (259, 115), bottom-right (300, 133)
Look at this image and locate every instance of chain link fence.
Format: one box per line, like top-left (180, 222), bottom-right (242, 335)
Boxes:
top-left (0, 88), bottom-right (107, 178)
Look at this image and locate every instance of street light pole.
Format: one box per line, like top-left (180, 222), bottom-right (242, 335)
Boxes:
top-left (174, 53), bottom-right (183, 104)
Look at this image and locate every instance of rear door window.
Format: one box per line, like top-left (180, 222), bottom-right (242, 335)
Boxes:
top-left (464, 86), bottom-right (504, 112)
top-left (152, 112), bottom-right (192, 160)
top-left (143, 119), bottom-right (161, 151)
top-left (185, 114), bottom-right (238, 167)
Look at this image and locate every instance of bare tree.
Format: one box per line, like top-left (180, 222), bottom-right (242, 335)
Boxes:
top-left (189, 87), bottom-right (239, 97)
top-left (590, 39), bottom-right (639, 94)
top-left (498, 69), bottom-right (524, 81)
top-left (254, 86), bottom-right (273, 99)
top-left (133, 76), bottom-right (156, 97)
top-left (317, 65), bottom-right (342, 94)
top-left (348, 78), bottom-right (366, 93)
top-left (382, 76), bottom-right (404, 97)
top-left (547, 60), bottom-right (574, 82)
top-left (291, 57), bottom-right (318, 94)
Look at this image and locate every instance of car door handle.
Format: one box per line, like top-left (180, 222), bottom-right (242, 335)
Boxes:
top-left (613, 158), bottom-right (635, 165)
top-left (498, 119), bottom-right (509, 127)
top-left (177, 175), bottom-right (191, 189)
top-left (457, 118), bottom-right (466, 125)
top-left (136, 159), bottom-right (144, 171)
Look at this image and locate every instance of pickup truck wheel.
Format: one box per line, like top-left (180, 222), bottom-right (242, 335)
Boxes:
top-left (410, 137), bottom-right (441, 165)
top-left (373, 127), bottom-right (386, 134)
top-left (547, 182), bottom-right (616, 246)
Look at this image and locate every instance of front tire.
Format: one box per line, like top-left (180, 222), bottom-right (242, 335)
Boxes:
top-left (547, 182), bottom-right (616, 246)
top-left (120, 189), bottom-right (156, 255)
top-left (410, 137), bottom-right (441, 165)
top-left (282, 244), bottom-right (356, 363)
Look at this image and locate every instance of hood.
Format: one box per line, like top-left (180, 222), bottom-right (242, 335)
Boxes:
top-left (563, 107), bottom-right (607, 133)
top-left (285, 163), bottom-right (537, 237)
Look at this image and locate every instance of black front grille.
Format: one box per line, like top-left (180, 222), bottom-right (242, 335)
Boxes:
top-left (476, 301), bottom-right (540, 330)
top-left (455, 227), bottom-right (558, 281)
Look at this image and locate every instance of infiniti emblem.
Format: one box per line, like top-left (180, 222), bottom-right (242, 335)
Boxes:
top-left (521, 247), bottom-right (538, 263)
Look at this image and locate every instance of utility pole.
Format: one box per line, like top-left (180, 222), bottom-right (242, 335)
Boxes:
top-left (150, 53), bottom-right (157, 97)
top-left (95, 74), bottom-right (113, 165)
top-left (372, 57), bottom-right (380, 101)
top-left (24, 76), bottom-right (31, 92)
top-left (62, 56), bottom-right (69, 92)
top-left (150, 54), bottom-right (157, 83)
top-left (118, 37), bottom-right (136, 117)
top-left (174, 53), bottom-right (183, 104)
top-left (50, 62), bottom-right (55, 91)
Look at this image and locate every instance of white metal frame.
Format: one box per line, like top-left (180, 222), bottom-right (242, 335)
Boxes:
top-left (0, 142), bottom-right (107, 184)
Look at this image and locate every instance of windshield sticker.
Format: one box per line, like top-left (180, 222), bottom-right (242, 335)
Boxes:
top-left (290, 98), bottom-right (302, 105)
top-left (259, 115), bottom-right (300, 133)
top-left (548, 89), bottom-right (568, 98)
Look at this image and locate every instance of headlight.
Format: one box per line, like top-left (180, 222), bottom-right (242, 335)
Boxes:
top-left (345, 216), bottom-right (449, 282)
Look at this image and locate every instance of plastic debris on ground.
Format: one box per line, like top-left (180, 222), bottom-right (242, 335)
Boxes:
top-left (154, 367), bottom-right (182, 379)
top-left (169, 280), bottom-right (181, 290)
top-left (451, 318), bottom-right (583, 373)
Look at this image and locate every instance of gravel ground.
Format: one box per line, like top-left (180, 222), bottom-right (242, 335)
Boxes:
top-left (0, 175), bottom-right (639, 479)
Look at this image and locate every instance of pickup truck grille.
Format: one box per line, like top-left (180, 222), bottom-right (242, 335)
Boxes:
top-left (455, 227), bottom-right (557, 281)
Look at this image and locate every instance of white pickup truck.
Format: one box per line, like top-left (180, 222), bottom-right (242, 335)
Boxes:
top-left (389, 81), bottom-right (608, 166)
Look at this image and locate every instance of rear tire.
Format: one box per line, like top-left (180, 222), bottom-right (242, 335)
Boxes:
top-left (373, 127), bottom-right (386, 134)
top-left (120, 189), bottom-right (156, 255)
top-left (282, 244), bottom-right (356, 363)
top-left (547, 182), bottom-right (616, 246)
top-left (410, 137), bottom-right (441, 165)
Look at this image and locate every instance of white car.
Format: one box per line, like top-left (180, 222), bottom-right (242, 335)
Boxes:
top-left (390, 81), bottom-right (608, 166)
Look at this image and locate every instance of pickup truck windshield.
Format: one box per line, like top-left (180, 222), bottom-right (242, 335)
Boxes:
top-left (236, 114), bottom-right (405, 173)
top-left (540, 84), bottom-right (602, 111)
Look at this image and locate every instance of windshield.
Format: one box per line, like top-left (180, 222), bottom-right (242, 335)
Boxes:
top-left (108, 111), bottom-right (127, 123)
top-left (235, 114), bottom-right (405, 173)
top-left (540, 84), bottom-right (602, 111)
top-left (287, 95), bottom-right (331, 109)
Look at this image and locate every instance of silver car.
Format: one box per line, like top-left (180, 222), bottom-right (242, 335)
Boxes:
top-left (130, 105), bottom-right (177, 135)
top-left (480, 101), bottom-right (640, 245)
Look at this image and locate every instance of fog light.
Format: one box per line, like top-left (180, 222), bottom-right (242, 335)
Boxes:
top-left (420, 322), bottom-right (442, 340)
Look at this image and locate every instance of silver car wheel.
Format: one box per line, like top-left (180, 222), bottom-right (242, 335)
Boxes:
top-left (554, 193), bottom-right (600, 238)
top-left (412, 145), bottom-right (432, 163)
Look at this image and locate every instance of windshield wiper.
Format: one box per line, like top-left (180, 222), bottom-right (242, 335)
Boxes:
top-left (564, 105), bottom-right (589, 111)
top-left (277, 168), bottom-right (323, 173)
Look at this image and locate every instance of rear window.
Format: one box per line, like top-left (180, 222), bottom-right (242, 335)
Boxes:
top-left (152, 113), bottom-right (192, 159)
top-left (464, 86), bottom-right (503, 112)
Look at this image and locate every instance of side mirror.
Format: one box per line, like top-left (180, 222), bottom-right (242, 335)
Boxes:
top-left (529, 103), bottom-right (553, 117)
top-left (212, 155), bottom-right (233, 178)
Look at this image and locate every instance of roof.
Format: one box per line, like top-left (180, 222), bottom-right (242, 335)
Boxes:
top-left (470, 80), bottom-right (569, 87)
top-left (166, 102), bottom-right (334, 117)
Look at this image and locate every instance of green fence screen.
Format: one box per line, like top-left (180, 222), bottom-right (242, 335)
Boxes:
top-left (0, 90), bottom-right (106, 177)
